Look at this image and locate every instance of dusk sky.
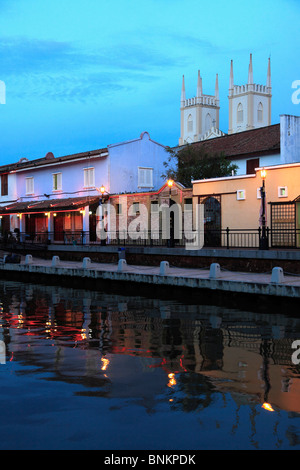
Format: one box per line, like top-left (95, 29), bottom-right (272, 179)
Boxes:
top-left (0, 0), bottom-right (299, 164)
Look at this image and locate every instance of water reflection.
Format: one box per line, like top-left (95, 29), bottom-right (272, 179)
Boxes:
top-left (0, 280), bottom-right (300, 449)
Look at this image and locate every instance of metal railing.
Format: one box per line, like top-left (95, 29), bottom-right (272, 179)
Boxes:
top-left (1, 228), bottom-right (299, 249)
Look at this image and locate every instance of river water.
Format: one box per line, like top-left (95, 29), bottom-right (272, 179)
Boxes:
top-left (0, 279), bottom-right (299, 450)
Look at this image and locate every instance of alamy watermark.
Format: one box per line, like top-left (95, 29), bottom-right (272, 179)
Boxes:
top-left (95, 200), bottom-right (204, 250)
top-left (292, 80), bottom-right (300, 104)
top-left (292, 340), bottom-right (300, 365)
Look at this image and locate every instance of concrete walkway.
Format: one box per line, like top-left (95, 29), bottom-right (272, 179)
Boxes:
top-left (0, 253), bottom-right (299, 299)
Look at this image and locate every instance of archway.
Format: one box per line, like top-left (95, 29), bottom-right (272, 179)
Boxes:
top-left (200, 196), bottom-right (221, 247)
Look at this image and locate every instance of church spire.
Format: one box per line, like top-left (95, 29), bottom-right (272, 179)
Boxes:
top-left (215, 73), bottom-right (219, 102)
top-left (229, 59), bottom-right (234, 90)
top-left (181, 75), bottom-right (186, 105)
top-left (197, 70), bottom-right (202, 98)
top-left (248, 53), bottom-right (253, 84)
top-left (267, 57), bottom-right (271, 89)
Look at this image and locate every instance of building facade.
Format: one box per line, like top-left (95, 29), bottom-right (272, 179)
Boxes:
top-left (228, 54), bottom-right (272, 134)
top-left (179, 54), bottom-right (272, 146)
top-left (192, 163), bottom-right (300, 248)
top-left (0, 132), bottom-right (169, 244)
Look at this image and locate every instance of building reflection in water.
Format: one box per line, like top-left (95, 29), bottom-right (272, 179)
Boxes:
top-left (0, 280), bottom-right (300, 446)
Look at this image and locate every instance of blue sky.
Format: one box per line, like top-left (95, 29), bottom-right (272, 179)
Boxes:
top-left (0, 0), bottom-right (299, 164)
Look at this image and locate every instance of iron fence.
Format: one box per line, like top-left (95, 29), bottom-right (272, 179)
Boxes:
top-left (0, 227), bottom-right (299, 249)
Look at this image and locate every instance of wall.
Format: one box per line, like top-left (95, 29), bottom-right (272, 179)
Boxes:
top-left (15, 154), bottom-right (109, 201)
top-left (108, 132), bottom-right (168, 194)
top-left (193, 163), bottom-right (300, 229)
top-left (234, 152), bottom-right (281, 175)
top-left (280, 114), bottom-right (300, 164)
top-left (0, 173), bottom-right (17, 205)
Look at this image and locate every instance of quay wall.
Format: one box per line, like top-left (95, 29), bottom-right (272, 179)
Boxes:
top-left (0, 258), bottom-right (299, 314)
top-left (42, 245), bottom-right (300, 274)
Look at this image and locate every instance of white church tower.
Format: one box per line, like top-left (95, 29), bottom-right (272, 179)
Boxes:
top-left (179, 71), bottom-right (222, 146)
top-left (228, 54), bottom-right (272, 134)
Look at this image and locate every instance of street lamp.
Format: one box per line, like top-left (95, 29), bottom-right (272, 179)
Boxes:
top-left (259, 169), bottom-right (268, 250)
top-left (167, 179), bottom-right (174, 248)
top-left (98, 185), bottom-right (106, 245)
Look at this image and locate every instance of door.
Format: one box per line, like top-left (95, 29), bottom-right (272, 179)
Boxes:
top-left (199, 196), bottom-right (221, 247)
top-left (54, 214), bottom-right (64, 242)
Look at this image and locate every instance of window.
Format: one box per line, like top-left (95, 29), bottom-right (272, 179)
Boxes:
top-left (132, 202), bottom-right (140, 214)
top-left (187, 115), bottom-right (193, 133)
top-left (257, 102), bottom-right (263, 122)
top-left (116, 203), bottom-right (122, 215)
top-left (237, 189), bottom-right (246, 200)
top-left (237, 103), bottom-right (243, 123)
top-left (138, 167), bottom-right (153, 188)
top-left (246, 158), bottom-right (259, 175)
top-left (83, 168), bottom-right (95, 188)
top-left (26, 177), bottom-right (34, 195)
top-left (52, 173), bottom-right (62, 191)
top-left (278, 186), bottom-right (288, 198)
top-left (205, 113), bottom-right (212, 132)
top-left (1, 174), bottom-right (8, 196)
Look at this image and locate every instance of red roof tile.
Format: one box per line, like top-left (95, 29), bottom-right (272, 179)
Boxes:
top-left (0, 196), bottom-right (100, 214)
top-left (182, 124), bottom-right (280, 159)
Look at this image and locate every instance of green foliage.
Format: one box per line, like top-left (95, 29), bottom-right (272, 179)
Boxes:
top-left (162, 144), bottom-right (238, 187)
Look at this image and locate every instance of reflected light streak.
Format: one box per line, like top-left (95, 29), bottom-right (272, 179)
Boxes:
top-left (101, 357), bottom-right (110, 371)
top-left (167, 373), bottom-right (176, 388)
top-left (262, 402), bottom-right (275, 412)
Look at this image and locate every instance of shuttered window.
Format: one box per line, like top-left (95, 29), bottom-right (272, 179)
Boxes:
top-left (53, 173), bottom-right (62, 191)
top-left (138, 167), bottom-right (153, 188)
top-left (1, 174), bottom-right (8, 196)
top-left (26, 177), bottom-right (34, 195)
top-left (84, 168), bottom-right (95, 188)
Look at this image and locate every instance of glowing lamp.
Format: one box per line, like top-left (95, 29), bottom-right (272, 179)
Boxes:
top-left (167, 179), bottom-right (174, 188)
top-left (100, 185), bottom-right (105, 194)
top-left (261, 169), bottom-right (267, 179)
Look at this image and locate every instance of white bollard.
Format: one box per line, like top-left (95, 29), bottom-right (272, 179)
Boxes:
top-left (25, 254), bottom-right (33, 265)
top-left (209, 263), bottom-right (221, 279)
top-left (117, 259), bottom-right (127, 272)
top-left (82, 257), bottom-right (91, 269)
top-left (271, 267), bottom-right (284, 284)
top-left (51, 256), bottom-right (60, 267)
top-left (160, 261), bottom-right (169, 276)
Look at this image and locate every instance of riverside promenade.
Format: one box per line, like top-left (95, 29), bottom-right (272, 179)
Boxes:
top-left (0, 252), bottom-right (299, 307)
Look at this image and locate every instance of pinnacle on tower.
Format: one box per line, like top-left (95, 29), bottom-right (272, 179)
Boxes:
top-left (197, 70), bottom-right (203, 98)
top-left (229, 59), bottom-right (234, 90)
top-left (248, 53), bottom-right (253, 84)
top-left (267, 57), bottom-right (271, 89)
top-left (181, 75), bottom-right (186, 106)
top-left (215, 73), bottom-right (219, 102)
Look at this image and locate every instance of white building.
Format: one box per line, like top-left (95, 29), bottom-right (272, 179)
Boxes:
top-left (228, 54), bottom-right (272, 134)
top-left (179, 71), bottom-right (223, 146)
top-left (179, 54), bottom-right (272, 145)
top-left (0, 132), bottom-right (169, 241)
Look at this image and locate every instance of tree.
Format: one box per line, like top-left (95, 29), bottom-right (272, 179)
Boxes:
top-left (162, 144), bottom-right (238, 187)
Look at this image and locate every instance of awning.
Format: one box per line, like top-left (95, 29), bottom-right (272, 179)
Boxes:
top-left (0, 196), bottom-right (100, 215)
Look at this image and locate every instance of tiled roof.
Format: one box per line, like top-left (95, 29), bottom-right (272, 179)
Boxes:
top-left (0, 148), bottom-right (108, 174)
top-left (182, 124), bottom-right (280, 159)
top-left (0, 196), bottom-right (100, 214)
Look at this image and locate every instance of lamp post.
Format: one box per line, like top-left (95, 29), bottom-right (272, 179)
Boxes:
top-left (167, 179), bottom-right (174, 247)
top-left (99, 185), bottom-right (106, 245)
top-left (259, 169), bottom-right (268, 250)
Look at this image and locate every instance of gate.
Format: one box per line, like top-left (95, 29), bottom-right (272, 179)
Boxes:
top-left (199, 195), bottom-right (221, 247)
top-left (270, 202), bottom-right (296, 247)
